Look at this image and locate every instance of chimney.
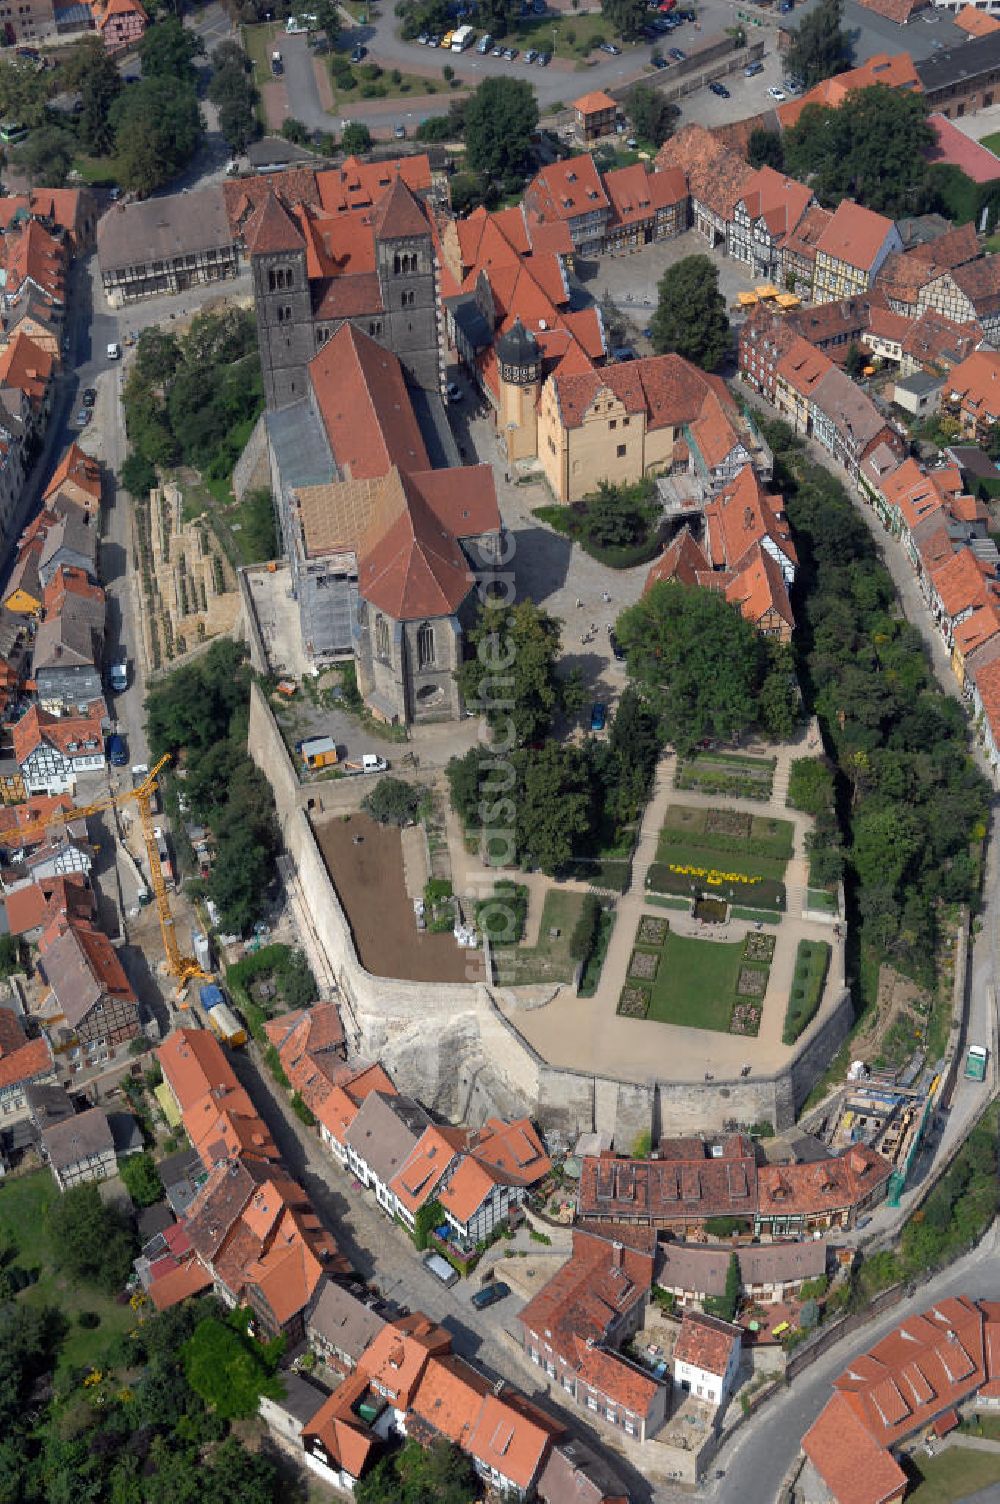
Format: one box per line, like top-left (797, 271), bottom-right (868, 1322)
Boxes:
top-left (612, 1239), bottom-right (624, 1267)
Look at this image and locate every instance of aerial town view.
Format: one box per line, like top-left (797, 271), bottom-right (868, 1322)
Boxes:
top-left (5, 0), bottom-right (1000, 1500)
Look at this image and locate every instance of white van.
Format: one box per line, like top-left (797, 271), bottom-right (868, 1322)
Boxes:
top-left (423, 1251), bottom-right (459, 1287)
top-left (106, 342), bottom-right (121, 360)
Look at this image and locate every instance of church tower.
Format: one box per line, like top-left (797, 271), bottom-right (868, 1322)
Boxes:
top-left (497, 319), bottom-right (542, 463)
top-left (372, 177), bottom-right (441, 393)
top-left (245, 193), bottom-right (313, 411)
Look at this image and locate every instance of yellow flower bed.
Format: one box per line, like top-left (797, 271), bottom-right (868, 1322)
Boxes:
top-left (667, 862), bottom-right (761, 887)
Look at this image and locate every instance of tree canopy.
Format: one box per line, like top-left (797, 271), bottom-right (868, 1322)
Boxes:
top-left (458, 598), bottom-right (563, 747)
top-left (650, 254), bottom-right (730, 371)
top-left (342, 121), bottom-right (373, 154)
top-left (782, 85), bottom-right (935, 216)
top-left (13, 126), bottom-right (75, 188)
top-left (355, 1438), bottom-right (478, 1504)
top-left (463, 76), bottom-right (539, 179)
top-left (208, 40), bottom-right (260, 153)
top-left (747, 127), bottom-right (784, 170)
top-left (615, 580), bottom-right (797, 753)
top-left (625, 84), bottom-right (677, 148)
top-left (47, 1184), bottom-right (136, 1294)
top-left (601, 0), bottom-right (647, 38)
top-left (183, 1315), bottom-right (283, 1419)
top-left (784, 0), bottom-right (850, 88)
top-left (139, 16), bottom-right (204, 83)
top-left (110, 77), bottom-right (204, 194)
top-left (79, 43), bottom-right (122, 156)
top-left (119, 1152), bottom-right (164, 1208)
top-left (362, 776), bottom-right (421, 826)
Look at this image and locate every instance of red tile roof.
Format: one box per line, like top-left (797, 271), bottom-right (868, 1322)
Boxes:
top-left (390, 1124), bottom-right (467, 1216)
top-left (242, 192), bottom-right (306, 255)
top-left (466, 1393), bottom-right (554, 1491)
top-left (658, 123), bottom-right (751, 221)
top-left (371, 175), bottom-right (430, 241)
top-left (947, 349), bottom-right (1000, 424)
top-left (803, 1392), bottom-right (908, 1504)
top-left (12, 702), bottom-right (105, 766)
top-left (551, 351), bottom-right (731, 433)
top-left (0, 332), bottom-right (54, 409)
top-left (301, 1372), bottom-right (380, 1480)
top-left (572, 90), bottom-right (617, 116)
top-left (756, 1143), bottom-right (892, 1219)
top-left (0, 1033), bottom-right (53, 1092)
top-left (578, 1137), bottom-right (757, 1224)
top-left (43, 443), bottom-right (102, 509)
top-left (309, 324), bottom-right (429, 480)
top-left (147, 1258), bottom-right (214, 1311)
top-left (409, 1353), bottom-right (493, 1447)
top-left (927, 114), bottom-right (1000, 183)
top-left (673, 1311), bottom-right (740, 1377)
top-left (816, 200), bottom-right (897, 273)
top-left (955, 4), bottom-right (1000, 34)
top-left (930, 546), bottom-right (997, 619)
top-left (777, 51), bottom-right (920, 129)
top-left (159, 1026), bottom-right (236, 1112)
top-left (525, 155), bottom-right (610, 225)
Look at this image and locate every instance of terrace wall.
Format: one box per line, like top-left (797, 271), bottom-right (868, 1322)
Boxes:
top-left (247, 682), bottom-right (855, 1143)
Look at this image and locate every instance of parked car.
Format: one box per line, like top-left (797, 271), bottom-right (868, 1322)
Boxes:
top-left (536, 49), bottom-right (550, 63)
top-left (76, 409), bottom-right (91, 427)
top-left (744, 59), bottom-right (763, 76)
top-left (492, 44), bottom-right (504, 53)
top-left (524, 47), bottom-right (537, 61)
top-left (504, 45), bottom-right (518, 58)
top-left (599, 40), bottom-right (622, 53)
top-left (669, 45), bottom-right (685, 59)
top-left (82, 387), bottom-right (97, 407)
top-left (350, 42), bottom-right (365, 60)
top-left (446, 381), bottom-right (462, 402)
top-left (107, 733), bottom-right (129, 767)
top-left (471, 1281), bottom-right (511, 1310)
top-left (609, 630), bottom-right (626, 661)
top-left (476, 31), bottom-right (492, 50)
top-left (709, 79), bottom-right (730, 96)
top-left (394, 123), bottom-right (406, 138)
top-left (417, 31), bottom-right (430, 42)
top-left (768, 84), bottom-right (786, 99)
top-left (590, 702), bottom-right (607, 732)
top-left (652, 53), bottom-right (669, 66)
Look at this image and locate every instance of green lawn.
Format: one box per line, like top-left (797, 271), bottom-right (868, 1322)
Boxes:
top-left (644, 930), bottom-right (746, 1031)
top-left (493, 889), bottom-right (587, 985)
top-left (906, 1447), bottom-right (1000, 1502)
top-left (659, 806), bottom-right (793, 878)
top-left (981, 130), bottom-right (1000, 157)
top-left (243, 20), bottom-right (282, 78)
top-left (504, 10), bottom-right (642, 58)
top-left (330, 61), bottom-right (457, 106)
top-left (0, 1172), bottom-right (137, 1373)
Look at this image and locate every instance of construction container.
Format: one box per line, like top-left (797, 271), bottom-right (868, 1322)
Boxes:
top-left (299, 735), bottom-right (339, 770)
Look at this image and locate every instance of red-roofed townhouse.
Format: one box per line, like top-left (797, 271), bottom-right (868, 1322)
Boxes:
top-left (524, 155), bottom-right (612, 256)
top-left (967, 653), bottom-right (1000, 777)
top-left (754, 1144), bottom-right (892, 1236)
top-left (13, 701), bottom-right (106, 795)
top-left (263, 1002), bottom-right (346, 1114)
top-left (739, 304), bottom-right (800, 403)
top-left (572, 91), bottom-right (617, 144)
top-left (43, 442), bottom-right (102, 519)
top-left (0, 331), bottom-right (55, 435)
top-left (38, 913), bottom-right (140, 1061)
top-left (808, 363), bottom-right (905, 483)
top-left (813, 201), bottom-right (902, 305)
top-left (877, 456), bottom-right (950, 559)
top-left (944, 349), bottom-right (1000, 440)
top-left (603, 163), bottom-right (688, 253)
top-left (802, 1391), bottom-right (907, 1504)
top-left (774, 335), bottom-right (834, 435)
top-left (517, 1227), bottom-right (666, 1443)
top-left (91, 0), bottom-right (148, 51)
top-left (727, 167), bottom-right (814, 282)
top-left (436, 1116), bottom-right (551, 1249)
top-left (301, 1371), bottom-right (382, 1492)
top-left (465, 1392), bottom-right (557, 1499)
top-left (314, 1061), bottom-right (398, 1163)
top-left (0, 1012), bottom-right (56, 1121)
top-left (928, 547), bottom-right (1000, 646)
top-left (673, 1311), bottom-right (742, 1408)
top-left (951, 602), bottom-right (1000, 687)
top-left (389, 1124), bottom-right (468, 1235)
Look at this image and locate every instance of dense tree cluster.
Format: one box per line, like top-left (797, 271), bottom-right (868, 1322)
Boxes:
top-left (600, 0), bottom-right (647, 39)
top-left (783, 85), bottom-right (935, 218)
top-left (764, 418), bottom-right (990, 978)
top-left (355, 1437), bottom-right (478, 1504)
top-left (615, 580), bottom-right (800, 754)
top-left (48, 1184), bottom-right (137, 1294)
top-left (463, 76), bottom-right (539, 180)
top-left (625, 84), bottom-right (677, 147)
top-left (147, 640), bottom-right (280, 935)
top-left (208, 40), bottom-right (260, 153)
top-left (448, 684), bottom-right (660, 875)
top-left (122, 309), bottom-right (263, 488)
top-left (650, 255), bottom-right (730, 371)
top-left (784, 0), bottom-right (849, 89)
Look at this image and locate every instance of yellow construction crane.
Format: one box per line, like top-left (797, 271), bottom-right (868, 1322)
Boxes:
top-left (8, 752), bottom-right (210, 1000)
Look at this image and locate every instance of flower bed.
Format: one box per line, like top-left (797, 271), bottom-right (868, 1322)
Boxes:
top-left (646, 863), bottom-right (786, 910)
top-left (706, 810), bottom-right (752, 839)
top-left (736, 966), bottom-right (768, 998)
top-left (629, 949), bottom-right (659, 981)
top-left (730, 1003), bottom-right (762, 1036)
top-left (637, 915), bottom-right (669, 947)
top-left (618, 984), bottom-right (650, 1019)
top-left (743, 932), bottom-right (775, 963)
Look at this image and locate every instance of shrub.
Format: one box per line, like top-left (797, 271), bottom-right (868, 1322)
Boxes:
top-left (569, 893), bottom-right (601, 962)
top-left (704, 1216), bottom-right (751, 1238)
top-left (77, 1311), bottom-right (101, 1329)
top-left (782, 940), bottom-right (830, 1044)
top-left (362, 776), bottom-right (420, 826)
top-left (476, 880), bottom-right (528, 944)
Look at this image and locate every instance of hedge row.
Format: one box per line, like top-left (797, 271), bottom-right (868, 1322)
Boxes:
top-left (562, 858), bottom-right (631, 893)
top-left (674, 770), bottom-right (771, 802)
top-left (782, 940), bottom-right (830, 1045)
top-left (578, 534), bottom-right (663, 571)
top-left (659, 825), bottom-right (793, 860)
top-left (646, 863), bottom-right (786, 910)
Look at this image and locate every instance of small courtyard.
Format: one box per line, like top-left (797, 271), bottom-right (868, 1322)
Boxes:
top-left (620, 919), bottom-right (774, 1036)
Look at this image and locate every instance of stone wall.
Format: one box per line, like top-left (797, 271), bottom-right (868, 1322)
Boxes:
top-left (247, 682), bottom-right (853, 1143)
top-left (232, 411), bottom-right (271, 503)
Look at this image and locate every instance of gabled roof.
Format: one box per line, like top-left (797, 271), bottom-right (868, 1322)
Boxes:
top-left (466, 1393), bottom-right (554, 1491)
top-left (300, 1371), bottom-right (379, 1480)
top-left (572, 90), bottom-right (617, 115)
top-left (43, 443), bottom-right (102, 508)
top-left (306, 1276), bottom-right (387, 1361)
top-left (525, 154), bottom-right (610, 225)
top-left (13, 702), bottom-right (106, 765)
top-left (550, 351), bottom-right (731, 433)
top-left (704, 464), bottom-right (797, 574)
top-left (390, 1124), bottom-right (467, 1216)
top-left (309, 324), bottom-right (429, 481)
top-left (42, 1104), bottom-right (113, 1170)
top-left (673, 1311), bottom-right (740, 1376)
top-left (803, 1392), bottom-right (908, 1504)
top-left (409, 1353), bottom-right (493, 1447)
top-left (159, 1026), bottom-right (236, 1113)
top-left (955, 4), bottom-right (1000, 35)
top-left (342, 1089), bottom-right (431, 1187)
top-left (0, 1032), bottom-right (53, 1092)
top-left (816, 199), bottom-right (896, 272)
top-left (658, 123), bottom-right (752, 221)
top-left (359, 1315), bottom-right (451, 1407)
top-left (357, 464), bottom-right (499, 620)
top-left (39, 915), bottom-right (136, 1027)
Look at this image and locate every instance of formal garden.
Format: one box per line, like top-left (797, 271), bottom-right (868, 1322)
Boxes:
top-left (783, 940), bottom-right (831, 1045)
top-left (646, 804), bottom-right (792, 913)
top-left (617, 918), bottom-right (775, 1035)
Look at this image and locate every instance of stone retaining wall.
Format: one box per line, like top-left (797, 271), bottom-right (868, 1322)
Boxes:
top-left (248, 682), bottom-right (854, 1142)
